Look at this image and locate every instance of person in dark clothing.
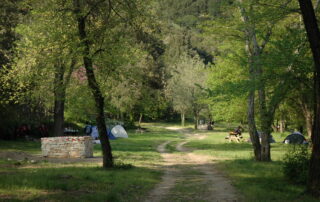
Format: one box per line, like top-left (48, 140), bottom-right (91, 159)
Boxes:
top-left (234, 126), bottom-right (243, 136)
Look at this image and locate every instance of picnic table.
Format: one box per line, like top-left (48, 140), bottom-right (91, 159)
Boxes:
top-left (228, 131), bottom-right (242, 143)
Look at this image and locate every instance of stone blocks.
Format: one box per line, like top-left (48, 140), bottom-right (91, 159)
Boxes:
top-left (41, 136), bottom-right (93, 158)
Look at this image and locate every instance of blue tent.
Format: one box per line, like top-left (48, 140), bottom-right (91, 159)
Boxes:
top-left (107, 128), bottom-right (116, 140)
top-left (90, 126), bottom-right (116, 140)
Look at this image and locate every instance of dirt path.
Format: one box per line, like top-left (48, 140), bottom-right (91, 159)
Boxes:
top-left (144, 127), bottom-right (240, 202)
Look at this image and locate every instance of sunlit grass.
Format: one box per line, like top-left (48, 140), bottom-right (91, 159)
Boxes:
top-left (0, 123), bottom-right (317, 201)
top-left (184, 128), bottom-right (316, 202)
top-left (0, 126), bottom-right (182, 201)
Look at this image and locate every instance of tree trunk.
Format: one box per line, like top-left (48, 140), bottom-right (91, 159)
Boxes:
top-left (53, 99), bottom-right (65, 136)
top-left (279, 119), bottom-right (285, 133)
top-left (194, 111), bottom-right (199, 130)
top-left (258, 83), bottom-right (271, 161)
top-left (74, 0), bottom-right (113, 168)
top-left (181, 112), bottom-right (185, 127)
top-left (302, 103), bottom-right (313, 138)
top-left (247, 89), bottom-right (261, 161)
top-left (53, 64), bottom-right (66, 137)
top-left (299, 98), bottom-right (313, 138)
top-left (238, 0), bottom-right (262, 161)
top-left (297, 0), bottom-right (320, 197)
top-left (138, 113), bottom-right (143, 128)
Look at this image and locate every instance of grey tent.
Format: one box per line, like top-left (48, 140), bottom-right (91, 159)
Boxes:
top-left (283, 132), bottom-right (307, 144)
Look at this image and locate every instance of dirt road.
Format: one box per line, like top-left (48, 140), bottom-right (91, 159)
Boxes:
top-left (144, 127), bottom-right (240, 202)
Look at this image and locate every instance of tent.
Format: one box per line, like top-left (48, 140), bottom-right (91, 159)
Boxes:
top-left (283, 132), bottom-right (307, 144)
top-left (89, 126), bottom-right (116, 140)
top-left (90, 126), bottom-right (99, 140)
top-left (111, 125), bottom-right (128, 138)
top-left (89, 125), bottom-right (128, 141)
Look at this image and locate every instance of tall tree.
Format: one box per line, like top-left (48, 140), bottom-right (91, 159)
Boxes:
top-left (297, 0), bottom-right (320, 197)
top-left (72, 0), bottom-right (113, 168)
top-left (11, 0), bottom-right (78, 137)
top-left (165, 54), bottom-right (207, 129)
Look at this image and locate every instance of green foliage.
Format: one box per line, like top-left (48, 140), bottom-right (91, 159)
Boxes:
top-left (283, 145), bottom-right (310, 184)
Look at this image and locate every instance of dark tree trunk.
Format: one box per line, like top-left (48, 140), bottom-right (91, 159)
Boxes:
top-left (297, 0), bottom-right (320, 197)
top-left (53, 64), bottom-right (66, 137)
top-left (74, 0), bottom-right (113, 168)
top-left (53, 58), bottom-right (76, 137)
top-left (53, 99), bottom-right (65, 136)
top-left (247, 88), bottom-right (261, 161)
top-left (194, 111), bottom-right (199, 130)
top-left (258, 84), bottom-right (271, 161)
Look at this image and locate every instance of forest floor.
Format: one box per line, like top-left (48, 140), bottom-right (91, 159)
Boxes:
top-left (144, 127), bottom-right (240, 202)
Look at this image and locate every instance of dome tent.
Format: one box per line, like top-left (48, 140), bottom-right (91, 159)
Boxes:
top-left (283, 132), bottom-right (307, 144)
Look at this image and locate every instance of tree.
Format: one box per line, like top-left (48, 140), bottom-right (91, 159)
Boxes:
top-left (11, 0), bottom-right (78, 137)
top-left (297, 0), bottom-right (320, 197)
top-left (166, 54), bottom-right (207, 128)
top-left (0, 0), bottom-right (26, 138)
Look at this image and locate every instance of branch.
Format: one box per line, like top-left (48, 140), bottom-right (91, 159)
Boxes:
top-left (83, 0), bottom-right (106, 19)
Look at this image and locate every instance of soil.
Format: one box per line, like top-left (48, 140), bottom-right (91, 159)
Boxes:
top-left (144, 127), bottom-right (240, 202)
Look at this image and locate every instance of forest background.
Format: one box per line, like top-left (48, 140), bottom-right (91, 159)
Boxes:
top-left (1, 0), bottom-right (320, 196)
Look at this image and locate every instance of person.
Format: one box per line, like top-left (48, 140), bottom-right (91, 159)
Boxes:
top-left (234, 126), bottom-right (243, 136)
top-left (230, 126), bottom-right (243, 138)
top-left (84, 123), bottom-right (92, 136)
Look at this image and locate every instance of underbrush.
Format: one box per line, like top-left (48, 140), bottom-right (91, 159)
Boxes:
top-left (283, 145), bottom-right (310, 184)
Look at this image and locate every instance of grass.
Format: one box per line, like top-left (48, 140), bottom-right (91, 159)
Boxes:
top-left (184, 128), bottom-right (317, 202)
top-left (0, 123), bottom-right (318, 201)
top-left (0, 126), bottom-right (181, 201)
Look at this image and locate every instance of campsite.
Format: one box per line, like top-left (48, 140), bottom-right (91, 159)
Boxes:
top-left (0, 123), bottom-right (317, 201)
top-left (1, 0), bottom-right (320, 201)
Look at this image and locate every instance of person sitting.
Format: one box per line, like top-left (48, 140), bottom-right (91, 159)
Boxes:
top-left (229, 126), bottom-right (243, 140)
top-left (233, 126), bottom-right (243, 137)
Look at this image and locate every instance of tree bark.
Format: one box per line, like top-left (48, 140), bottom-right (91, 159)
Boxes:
top-left (53, 56), bottom-right (76, 137)
top-left (247, 87), bottom-right (261, 161)
top-left (74, 0), bottom-right (113, 168)
top-left (181, 112), bottom-right (185, 127)
top-left (138, 113), bottom-right (143, 128)
top-left (53, 64), bottom-right (66, 137)
top-left (257, 81), bottom-right (271, 161)
top-left (194, 111), bottom-right (199, 130)
top-left (297, 0), bottom-right (320, 197)
top-left (238, 0), bottom-right (261, 161)
top-left (300, 100), bottom-right (313, 138)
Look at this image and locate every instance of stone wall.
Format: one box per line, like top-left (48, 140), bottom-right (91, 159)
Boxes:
top-left (41, 136), bottom-right (93, 158)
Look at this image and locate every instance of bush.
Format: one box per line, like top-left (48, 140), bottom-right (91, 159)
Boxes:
top-left (283, 145), bottom-right (310, 184)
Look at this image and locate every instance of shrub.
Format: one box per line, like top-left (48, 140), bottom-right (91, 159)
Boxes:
top-left (283, 145), bottom-right (310, 184)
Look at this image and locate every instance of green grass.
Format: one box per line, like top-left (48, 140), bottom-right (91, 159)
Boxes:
top-left (185, 129), bottom-right (317, 202)
top-left (0, 123), bottom-right (318, 201)
top-left (0, 126), bottom-right (181, 201)
top-left (0, 140), bottom-right (41, 154)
